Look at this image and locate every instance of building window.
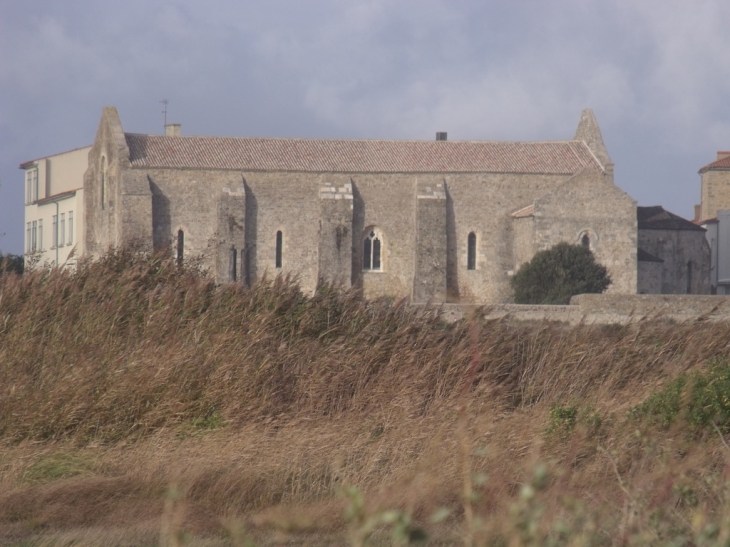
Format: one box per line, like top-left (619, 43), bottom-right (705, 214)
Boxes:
top-left (26, 169), bottom-right (38, 204)
top-left (59, 213), bottom-right (65, 246)
top-left (68, 211), bottom-right (73, 244)
top-left (275, 231), bottom-right (283, 269)
top-left (26, 222), bottom-right (31, 253)
top-left (101, 156), bottom-right (107, 210)
top-left (467, 232), bottom-right (477, 270)
top-left (230, 247), bottom-right (238, 281)
top-left (38, 219), bottom-right (43, 251)
top-left (52, 215), bottom-right (58, 248)
top-left (177, 230), bottom-right (184, 266)
top-left (581, 234), bottom-right (590, 247)
top-left (363, 229), bottom-right (382, 271)
top-left (31, 221), bottom-right (37, 252)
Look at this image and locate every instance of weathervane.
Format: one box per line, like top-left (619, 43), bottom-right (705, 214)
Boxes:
top-left (160, 99), bottom-right (169, 128)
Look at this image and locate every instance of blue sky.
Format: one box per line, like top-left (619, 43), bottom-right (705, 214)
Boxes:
top-left (2, 0), bottom-right (730, 254)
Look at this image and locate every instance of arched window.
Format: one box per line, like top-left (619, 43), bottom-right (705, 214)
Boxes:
top-left (101, 156), bottom-right (107, 210)
top-left (467, 232), bottom-right (477, 270)
top-left (176, 230), bottom-right (184, 266)
top-left (363, 229), bottom-right (382, 271)
top-left (275, 231), bottom-right (283, 269)
top-left (581, 234), bottom-right (590, 247)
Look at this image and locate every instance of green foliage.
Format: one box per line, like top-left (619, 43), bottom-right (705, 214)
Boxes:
top-left (548, 404), bottom-right (577, 434)
top-left (510, 242), bottom-right (611, 305)
top-left (629, 359), bottom-right (730, 432)
top-left (23, 453), bottom-right (94, 483)
top-left (547, 404), bottom-right (603, 438)
top-left (686, 359), bottom-right (730, 431)
top-left (0, 252), bottom-right (24, 275)
top-left (628, 375), bottom-right (686, 429)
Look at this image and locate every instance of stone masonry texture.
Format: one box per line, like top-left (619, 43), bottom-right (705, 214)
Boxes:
top-left (83, 106), bottom-right (642, 303)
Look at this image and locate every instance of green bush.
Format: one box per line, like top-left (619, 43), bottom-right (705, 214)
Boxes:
top-left (0, 252), bottom-right (24, 275)
top-left (510, 242), bottom-right (611, 305)
top-left (630, 359), bottom-right (730, 432)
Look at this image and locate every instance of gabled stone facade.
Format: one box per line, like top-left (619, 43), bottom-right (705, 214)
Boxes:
top-left (637, 206), bottom-right (710, 294)
top-left (83, 106), bottom-right (638, 303)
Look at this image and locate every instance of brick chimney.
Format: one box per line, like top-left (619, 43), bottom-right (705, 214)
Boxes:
top-left (165, 124), bottom-right (181, 137)
top-left (717, 151), bottom-right (730, 160)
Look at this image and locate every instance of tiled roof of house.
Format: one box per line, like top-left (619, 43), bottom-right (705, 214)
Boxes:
top-left (637, 206), bottom-right (705, 232)
top-left (510, 204), bottom-right (535, 218)
top-left (125, 134), bottom-right (604, 174)
top-left (699, 154), bottom-right (730, 173)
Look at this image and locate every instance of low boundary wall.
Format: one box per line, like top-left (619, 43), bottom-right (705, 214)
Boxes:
top-left (436, 295), bottom-right (730, 325)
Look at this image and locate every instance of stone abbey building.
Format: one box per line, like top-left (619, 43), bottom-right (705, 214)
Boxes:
top-left (83, 106), bottom-right (638, 303)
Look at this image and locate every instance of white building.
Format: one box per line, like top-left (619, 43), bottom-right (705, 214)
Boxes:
top-left (21, 146), bottom-right (90, 268)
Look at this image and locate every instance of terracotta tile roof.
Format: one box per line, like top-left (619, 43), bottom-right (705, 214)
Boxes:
top-left (510, 204), bottom-right (535, 218)
top-left (699, 154), bottom-right (730, 173)
top-left (125, 134), bottom-right (604, 175)
top-left (637, 206), bottom-right (705, 232)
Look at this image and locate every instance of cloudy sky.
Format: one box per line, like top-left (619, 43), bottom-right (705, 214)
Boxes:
top-left (2, 0), bottom-right (730, 254)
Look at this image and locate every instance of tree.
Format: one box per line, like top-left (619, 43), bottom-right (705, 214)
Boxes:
top-left (0, 253), bottom-right (24, 275)
top-left (510, 242), bottom-right (611, 305)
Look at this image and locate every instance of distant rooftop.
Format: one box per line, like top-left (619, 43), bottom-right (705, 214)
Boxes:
top-left (637, 205), bottom-right (705, 232)
top-left (124, 133), bottom-right (605, 175)
top-left (699, 152), bottom-right (730, 173)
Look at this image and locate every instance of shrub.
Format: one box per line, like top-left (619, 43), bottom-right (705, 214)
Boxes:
top-left (629, 359), bottom-right (730, 433)
top-left (0, 252), bottom-right (24, 275)
top-left (510, 242), bottom-right (611, 305)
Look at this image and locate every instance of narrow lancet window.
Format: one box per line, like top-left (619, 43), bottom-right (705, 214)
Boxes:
top-left (581, 234), bottom-right (590, 247)
top-left (275, 231), bottom-right (283, 269)
top-left (230, 247), bottom-right (237, 281)
top-left (177, 230), bottom-right (184, 266)
top-left (467, 232), bottom-right (477, 270)
top-left (363, 229), bottom-right (382, 271)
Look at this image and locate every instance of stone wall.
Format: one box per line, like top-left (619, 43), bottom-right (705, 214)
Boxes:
top-left (82, 108), bottom-right (639, 303)
top-left (701, 170), bottom-right (730, 221)
top-left (438, 294), bottom-right (730, 324)
top-left (637, 259), bottom-right (662, 294)
top-left (532, 170), bottom-right (637, 295)
top-left (446, 173), bottom-right (571, 303)
top-left (638, 228), bottom-right (711, 294)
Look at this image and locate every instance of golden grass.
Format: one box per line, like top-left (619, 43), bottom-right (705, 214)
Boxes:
top-left (2, 250), bottom-right (730, 545)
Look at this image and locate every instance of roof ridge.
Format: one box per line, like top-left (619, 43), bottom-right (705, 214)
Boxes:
top-left (125, 132), bottom-right (592, 146)
top-left (124, 133), bottom-right (602, 175)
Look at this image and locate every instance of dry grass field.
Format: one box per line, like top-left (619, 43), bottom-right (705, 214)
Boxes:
top-left (2, 251), bottom-right (730, 546)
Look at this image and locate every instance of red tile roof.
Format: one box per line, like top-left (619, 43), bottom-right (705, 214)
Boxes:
top-left (125, 134), bottom-right (604, 175)
top-left (510, 204), bottom-right (535, 218)
top-left (699, 155), bottom-right (730, 173)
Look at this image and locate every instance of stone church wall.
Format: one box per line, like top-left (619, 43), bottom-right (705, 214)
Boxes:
top-left (81, 106), bottom-right (640, 304)
top-left (532, 170), bottom-right (637, 295)
top-left (445, 173), bottom-right (570, 303)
